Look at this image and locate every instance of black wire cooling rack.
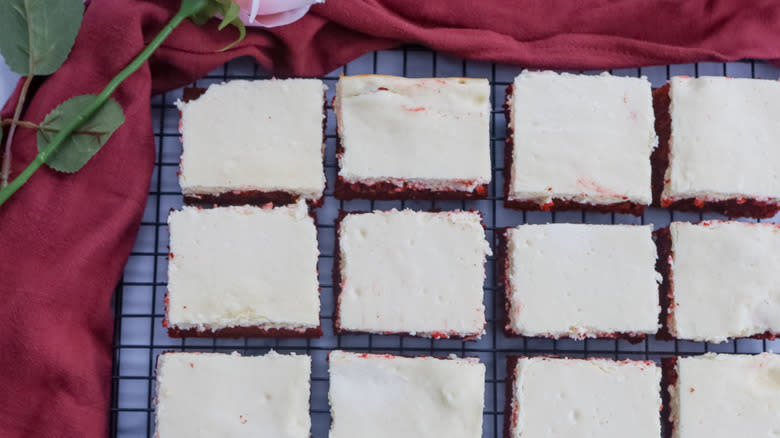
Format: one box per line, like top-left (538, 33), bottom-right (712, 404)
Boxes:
top-left (109, 47), bottom-right (780, 437)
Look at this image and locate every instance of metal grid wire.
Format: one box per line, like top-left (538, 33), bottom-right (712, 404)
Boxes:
top-left (110, 47), bottom-right (780, 437)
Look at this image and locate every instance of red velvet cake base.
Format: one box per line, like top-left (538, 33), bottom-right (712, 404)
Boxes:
top-left (332, 211), bottom-right (349, 335)
top-left (504, 198), bottom-right (645, 215)
top-left (654, 226), bottom-right (675, 341)
top-left (660, 356), bottom-right (678, 438)
top-left (504, 355), bottom-right (520, 438)
top-left (334, 177), bottom-right (488, 201)
top-left (660, 197), bottom-right (780, 219)
top-left (333, 210), bottom-right (484, 340)
top-left (502, 83), bottom-right (647, 216)
top-left (651, 85), bottom-right (780, 219)
top-left (183, 191), bottom-right (323, 208)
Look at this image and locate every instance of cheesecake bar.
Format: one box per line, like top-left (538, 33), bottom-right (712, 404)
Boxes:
top-left (335, 209), bottom-right (490, 339)
top-left (657, 221), bottom-right (780, 342)
top-left (178, 79), bottom-right (326, 206)
top-left (655, 76), bottom-right (780, 218)
top-left (502, 224), bottom-right (660, 339)
top-left (165, 200), bottom-right (321, 337)
top-left (505, 71), bottom-right (656, 215)
top-left (155, 351), bottom-right (311, 438)
top-left (329, 351), bottom-right (485, 438)
top-left (334, 74), bottom-right (491, 200)
top-left (505, 356), bottom-right (662, 438)
top-left (665, 353), bottom-right (780, 438)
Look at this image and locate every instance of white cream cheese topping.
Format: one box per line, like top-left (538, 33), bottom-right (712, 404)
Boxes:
top-left (663, 76), bottom-right (780, 203)
top-left (669, 221), bottom-right (780, 342)
top-left (167, 200), bottom-right (320, 331)
top-left (505, 224), bottom-right (660, 338)
top-left (335, 75), bottom-right (491, 191)
top-left (511, 357), bottom-right (661, 438)
top-left (155, 351), bottom-right (311, 438)
top-left (338, 209), bottom-right (490, 338)
top-left (508, 70), bottom-right (656, 205)
top-left (670, 353), bottom-right (780, 438)
top-left (328, 351), bottom-right (485, 438)
top-left (178, 79), bottom-right (326, 200)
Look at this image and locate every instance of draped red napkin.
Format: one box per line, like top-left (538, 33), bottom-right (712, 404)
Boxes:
top-left (2, 0), bottom-right (780, 435)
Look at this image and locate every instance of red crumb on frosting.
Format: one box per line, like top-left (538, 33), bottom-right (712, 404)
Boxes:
top-left (404, 106), bottom-right (426, 112)
top-left (430, 331), bottom-right (448, 339)
top-left (577, 178), bottom-right (629, 200)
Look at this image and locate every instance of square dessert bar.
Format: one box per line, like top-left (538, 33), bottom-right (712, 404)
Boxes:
top-left (335, 209), bottom-right (491, 339)
top-left (334, 74), bottom-right (491, 200)
top-left (501, 224), bottom-right (660, 340)
top-left (656, 221), bottom-right (780, 342)
top-left (155, 351), bottom-right (311, 438)
top-left (178, 79), bottom-right (326, 206)
top-left (505, 71), bottom-right (656, 215)
top-left (655, 76), bottom-right (780, 218)
top-left (329, 351), bottom-right (485, 438)
top-left (665, 353), bottom-right (780, 438)
top-left (505, 357), bottom-right (661, 438)
top-left (165, 200), bottom-right (321, 337)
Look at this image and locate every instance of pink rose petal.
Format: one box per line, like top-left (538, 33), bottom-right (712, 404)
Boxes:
top-left (234, 0), bottom-right (323, 27)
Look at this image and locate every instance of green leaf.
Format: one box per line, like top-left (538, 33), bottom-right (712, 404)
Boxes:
top-left (220, 1), bottom-right (241, 30)
top-left (37, 95), bottom-right (125, 173)
top-left (0, 0), bottom-right (84, 76)
top-left (188, 0), bottom-right (247, 51)
top-left (218, 17), bottom-right (246, 52)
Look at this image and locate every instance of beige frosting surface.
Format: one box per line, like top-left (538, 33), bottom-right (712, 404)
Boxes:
top-left (511, 357), bottom-right (661, 438)
top-left (670, 353), bottom-right (780, 438)
top-left (663, 76), bottom-right (780, 203)
top-left (338, 209), bottom-right (490, 338)
top-left (669, 221), bottom-right (780, 342)
top-left (329, 351), bottom-right (485, 438)
top-left (336, 75), bottom-right (491, 191)
top-left (506, 224), bottom-right (660, 338)
top-left (156, 351), bottom-right (311, 438)
top-left (167, 200), bottom-right (320, 331)
top-left (508, 70), bottom-right (656, 205)
top-left (179, 79), bottom-right (326, 200)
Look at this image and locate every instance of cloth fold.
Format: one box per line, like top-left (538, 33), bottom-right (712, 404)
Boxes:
top-left (2, 0), bottom-right (780, 436)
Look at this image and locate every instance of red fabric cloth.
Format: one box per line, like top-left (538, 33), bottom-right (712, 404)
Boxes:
top-left (2, 0), bottom-right (780, 435)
